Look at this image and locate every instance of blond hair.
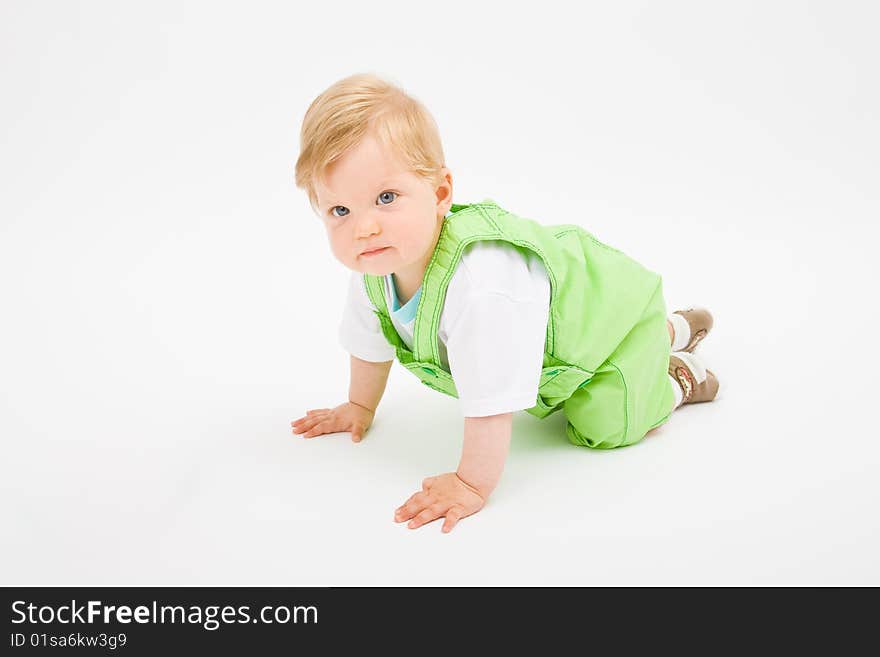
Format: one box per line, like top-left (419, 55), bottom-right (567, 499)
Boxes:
top-left (294, 73), bottom-right (446, 211)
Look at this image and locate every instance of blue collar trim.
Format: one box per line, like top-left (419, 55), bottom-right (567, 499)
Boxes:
top-left (386, 274), bottom-right (421, 324)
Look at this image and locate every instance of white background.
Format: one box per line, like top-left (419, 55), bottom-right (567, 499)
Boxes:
top-left (2, 0), bottom-right (878, 585)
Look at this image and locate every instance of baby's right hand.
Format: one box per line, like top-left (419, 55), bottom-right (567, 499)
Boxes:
top-left (291, 402), bottom-right (374, 442)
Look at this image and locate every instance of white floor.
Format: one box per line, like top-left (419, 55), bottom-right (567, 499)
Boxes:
top-left (2, 1), bottom-right (878, 585)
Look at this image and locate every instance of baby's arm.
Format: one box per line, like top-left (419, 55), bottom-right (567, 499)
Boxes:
top-left (349, 354), bottom-right (393, 415)
top-left (395, 412), bottom-right (512, 532)
top-left (457, 413), bottom-right (512, 499)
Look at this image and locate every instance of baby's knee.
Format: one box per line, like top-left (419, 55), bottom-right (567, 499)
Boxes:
top-left (565, 421), bottom-right (628, 449)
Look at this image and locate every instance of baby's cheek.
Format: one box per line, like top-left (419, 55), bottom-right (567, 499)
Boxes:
top-left (327, 240), bottom-right (353, 267)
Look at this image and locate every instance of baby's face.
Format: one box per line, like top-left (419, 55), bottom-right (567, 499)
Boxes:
top-left (313, 133), bottom-right (450, 276)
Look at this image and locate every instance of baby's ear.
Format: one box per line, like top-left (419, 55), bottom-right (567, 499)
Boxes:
top-left (434, 168), bottom-right (453, 213)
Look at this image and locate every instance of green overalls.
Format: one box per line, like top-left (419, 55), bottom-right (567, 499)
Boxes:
top-left (363, 199), bottom-right (674, 449)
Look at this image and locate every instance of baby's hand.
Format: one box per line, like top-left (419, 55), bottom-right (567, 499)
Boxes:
top-left (394, 472), bottom-right (486, 533)
top-left (291, 402), bottom-right (374, 442)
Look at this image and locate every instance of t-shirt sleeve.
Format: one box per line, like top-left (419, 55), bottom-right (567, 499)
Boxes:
top-left (338, 271), bottom-right (396, 363)
top-left (445, 291), bottom-right (549, 417)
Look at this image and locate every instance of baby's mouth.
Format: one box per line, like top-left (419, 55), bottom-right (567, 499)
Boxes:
top-left (360, 246), bottom-right (391, 257)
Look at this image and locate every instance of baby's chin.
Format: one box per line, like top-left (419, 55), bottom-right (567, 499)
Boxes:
top-left (352, 248), bottom-right (396, 275)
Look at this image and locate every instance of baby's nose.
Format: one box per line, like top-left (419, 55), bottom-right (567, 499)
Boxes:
top-left (355, 214), bottom-right (382, 237)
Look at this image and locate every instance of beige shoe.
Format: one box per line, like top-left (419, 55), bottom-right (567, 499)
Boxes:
top-left (669, 351), bottom-right (719, 405)
top-left (672, 307), bottom-right (714, 353)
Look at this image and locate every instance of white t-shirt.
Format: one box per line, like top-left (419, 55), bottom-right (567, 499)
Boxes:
top-left (338, 240), bottom-right (551, 417)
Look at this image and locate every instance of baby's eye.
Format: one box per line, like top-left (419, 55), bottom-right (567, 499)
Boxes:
top-left (330, 206), bottom-right (350, 218)
top-left (377, 191), bottom-right (397, 205)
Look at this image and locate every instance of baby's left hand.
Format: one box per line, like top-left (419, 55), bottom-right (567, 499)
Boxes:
top-left (394, 472), bottom-right (486, 533)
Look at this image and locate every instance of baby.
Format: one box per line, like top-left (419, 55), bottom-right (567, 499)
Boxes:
top-left (291, 73), bottom-right (720, 533)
